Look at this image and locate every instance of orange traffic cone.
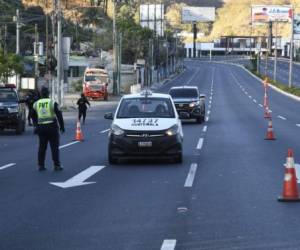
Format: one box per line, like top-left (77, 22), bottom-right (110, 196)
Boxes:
top-left (74, 120), bottom-right (84, 141)
top-left (278, 149), bottom-right (300, 202)
top-left (264, 106), bottom-right (271, 119)
top-left (265, 118), bottom-right (276, 140)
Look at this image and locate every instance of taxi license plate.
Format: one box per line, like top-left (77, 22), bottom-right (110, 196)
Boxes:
top-left (138, 141), bottom-right (152, 147)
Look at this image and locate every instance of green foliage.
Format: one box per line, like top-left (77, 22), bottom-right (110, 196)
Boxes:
top-left (0, 51), bottom-right (23, 83)
top-left (117, 8), bottom-right (155, 64)
top-left (247, 67), bottom-right (300, 97)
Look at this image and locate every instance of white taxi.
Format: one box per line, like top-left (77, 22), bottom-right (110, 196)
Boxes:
top-left (104, 90), bottom-right (183, 164)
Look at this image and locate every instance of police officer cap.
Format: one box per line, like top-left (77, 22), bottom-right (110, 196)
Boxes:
top-left (40, 86), bottom-right (49, 97)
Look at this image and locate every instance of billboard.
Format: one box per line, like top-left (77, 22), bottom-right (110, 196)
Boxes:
top-left (182, 7), bottom-right (215, 23)
top-left (294, 14), bottom-right (300, 40)
top-left (251, 5), bottom-right (292, 24)
top-left (140, 4), bottom-right (164, 36)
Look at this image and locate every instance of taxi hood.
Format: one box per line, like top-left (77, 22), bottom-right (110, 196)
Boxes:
top-left (114, 118), bottom-right (176, 131)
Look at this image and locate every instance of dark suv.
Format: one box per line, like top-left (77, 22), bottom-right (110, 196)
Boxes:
top-left (169, 86), bottom-right (205, 123)
top-left (0, 85), bottom-right (26, 134)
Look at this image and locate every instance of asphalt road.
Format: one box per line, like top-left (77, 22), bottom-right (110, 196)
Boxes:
top-left (1, 60), bottom-right (300, 250)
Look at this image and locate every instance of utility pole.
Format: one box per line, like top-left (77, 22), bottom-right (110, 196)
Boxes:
top-left (193, 21), bottom-right (197, 58)
top-left (4, 25), bottom-right (7, 56)
top-left (34, 24), bottom-right (39, 79)
top-left (289, 8), bottom-right (294, 88)
top-left (15, 9), bottom-right (20, 90)
top-left (16, 9), bottom-right (20, 55)
top-left (57, 0), bottom-right (63, 106)
top-left (274, 21), bottom-right (278, 82)
top-left (112, 0), bottom-right (118, 95)
top-left (117, 32), bottom-right (122, 93)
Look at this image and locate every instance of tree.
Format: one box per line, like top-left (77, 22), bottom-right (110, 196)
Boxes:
top-left (0, 51), bottom-right (23, 84)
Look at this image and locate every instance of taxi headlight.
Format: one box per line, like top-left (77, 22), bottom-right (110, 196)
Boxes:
top-left (111, 124), bottom-right (124, 136)
top-left (8, 106), bottom-right (19, 113)
top-left (189, 101), bottom-right (200, 108)
top-left (166, 125), bottom-right (179, 136)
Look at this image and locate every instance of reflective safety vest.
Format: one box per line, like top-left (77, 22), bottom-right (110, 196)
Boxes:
top-left (33, 98), bottom-right (55, 124)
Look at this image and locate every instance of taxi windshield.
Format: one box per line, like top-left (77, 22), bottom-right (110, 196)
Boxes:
top-left (117, 97), bottom-right (175, 118)
top-left (0, 89), bottom-right (18, 102)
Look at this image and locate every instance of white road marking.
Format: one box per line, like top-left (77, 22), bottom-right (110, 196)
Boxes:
top-left (277, 115), bottom-right (287, 120)
top-left (184, 163), bottom-right (198, 187)
top-left (203, 126), bottom-right (208, 132)
top-left (59, 141), bottom-right (80, 149)
top-left (259, 104), bottom-right (263, 108)
top-left (0, 163), bottom-right (16, 170)
top-left (206, 116), bottom-right (210, 122)
top-left (296, 124), bottom-right (300, 127)
top-left (249, 95), bottom-right (252, 99)
top-left (209, 100), bottom-right (212, 104)
top-left (50, 166), bottom-right (106, 188)
top-left (161, 240), bottom-right (177, 250)
top-left (207, 110), bottom-right (211, 115)
top-left (209, 96), bottom-right (213, 100)
top-left (186, 68), bottom-right (200, 85)
top-left (100, 129), bottom-right (110, 134)
top-left (245, 91), bottom-right (248, 95)
top-left (253, 99), bottom-right (257, 103)
top-left (196, 138), bottom-right (204, 150)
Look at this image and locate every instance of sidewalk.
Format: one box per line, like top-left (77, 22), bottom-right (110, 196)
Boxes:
top-left (63, 93), bottom-right (121, 112)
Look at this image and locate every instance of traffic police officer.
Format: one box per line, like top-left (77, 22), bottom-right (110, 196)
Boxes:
top-left (32, 87), bottom-right (65, 171)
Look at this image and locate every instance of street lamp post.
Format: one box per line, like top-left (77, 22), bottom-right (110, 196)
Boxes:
top-left (112, 0), bottom-right (118, 95)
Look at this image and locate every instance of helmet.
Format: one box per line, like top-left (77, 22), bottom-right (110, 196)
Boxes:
top-left (40, 86), bottom-right (49, 97)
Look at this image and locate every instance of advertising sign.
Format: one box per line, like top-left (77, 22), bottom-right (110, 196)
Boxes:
top-left (181, 7), bottom-right (215, 23)
top-left (294, 14), bottom-right (300, 40)
top-left (251, 5), bottom-right (292, 24)
top-left (140, 4), bottom-right (164, 36)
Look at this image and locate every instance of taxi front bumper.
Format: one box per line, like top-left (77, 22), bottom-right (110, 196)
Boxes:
top-left (108, 132), bottom-right (182, 159)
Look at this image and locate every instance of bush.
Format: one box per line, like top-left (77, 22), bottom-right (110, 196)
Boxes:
top-left (71, 79), bottom-right (83, 92)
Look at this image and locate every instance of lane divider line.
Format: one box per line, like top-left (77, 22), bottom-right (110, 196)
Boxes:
top-left (184, 163), bottom-right (198, 187)
top-left (186, 68), bottom-right (200, 85)
top-left (196, 138), bottom-right (204, 150)
top-left (259, 104), bottom-right (263, 108)
top-left (296, 124), bottom-right (300, 127)
top-left (277, 115), bottom-right (287, 120)
top-left (0, 163), bottom-right (16, 170)
top-left (203, 126), bottom-right (208, 132)
top-left (206, 116), bottom-right (210, 122)
top-left (100, 129), bottom-right (110, 134)
top-left (253, 99), bottom-right (257, 103)
top-left (161, 240), bottom-right (177, 250)
top-left (207, 110), bottom-right (211, 115)
top-left (59, 141), bottom-right (80, 149)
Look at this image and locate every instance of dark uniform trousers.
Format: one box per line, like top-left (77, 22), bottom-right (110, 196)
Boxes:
top-left (37, 123), bottom-right (60, 167)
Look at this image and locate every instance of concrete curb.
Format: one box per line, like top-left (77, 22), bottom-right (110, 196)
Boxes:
top-left (237, 64), bottom-right (300, 103)
top-left (208, 60), bottom-right (300, 103)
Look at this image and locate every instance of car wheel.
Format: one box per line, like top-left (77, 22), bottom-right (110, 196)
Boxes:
top-left (108, 151), bottom-right (118, 165)
top-left (22, 120), bottom-right (26, 132)
top-left (15, 120), bottom-right (23, 135)
top-left (174, 153), bottom-right (182, 164)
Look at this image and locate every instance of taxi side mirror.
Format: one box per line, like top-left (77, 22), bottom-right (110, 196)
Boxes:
top-left (104, 112), bottom-right (114, 120)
